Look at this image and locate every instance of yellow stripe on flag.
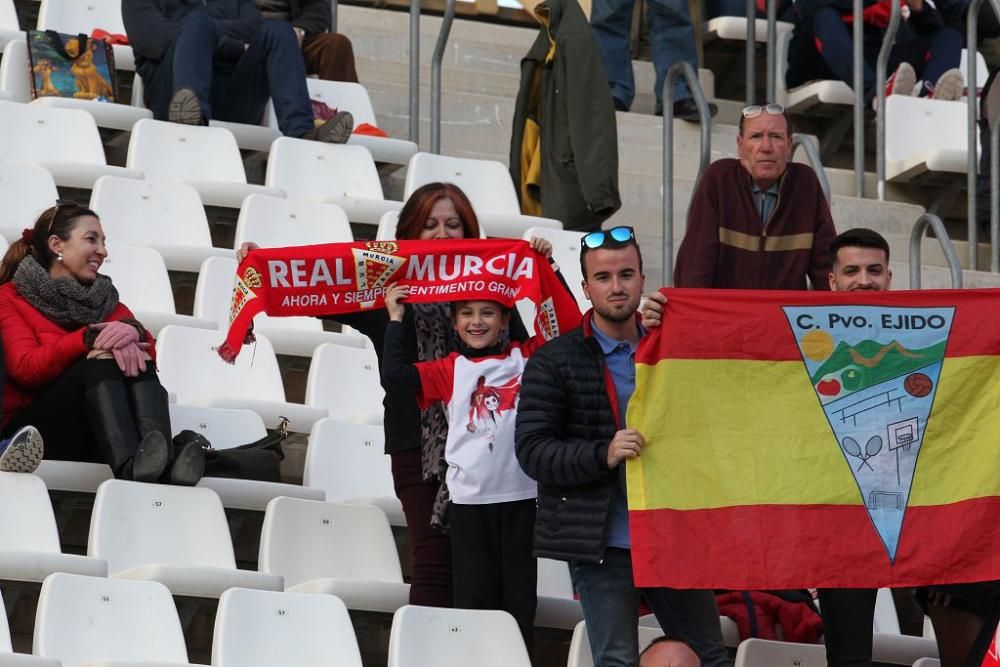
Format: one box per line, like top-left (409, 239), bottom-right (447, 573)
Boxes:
top-left (626, 355), bottom-right (1000, 511)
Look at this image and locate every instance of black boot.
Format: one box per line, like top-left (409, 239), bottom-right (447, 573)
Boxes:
top-left (85, 379), bottom-right (170, 482)
top-left (128, 374), bottom-right (204, 486)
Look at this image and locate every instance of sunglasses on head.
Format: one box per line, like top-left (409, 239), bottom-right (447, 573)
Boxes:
top-left (741, 103), bottom-right (784, 119)
top-left (582, 226), bottom-right (635, 250)
top-left (47, 198), bottom-right (77, 237)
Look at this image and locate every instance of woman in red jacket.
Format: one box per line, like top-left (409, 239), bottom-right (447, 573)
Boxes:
top-left (0, 202), bottom-right (203, 484)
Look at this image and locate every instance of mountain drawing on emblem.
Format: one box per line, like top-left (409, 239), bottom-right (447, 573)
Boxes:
top-left (781, 306), bottom-right (955, 560)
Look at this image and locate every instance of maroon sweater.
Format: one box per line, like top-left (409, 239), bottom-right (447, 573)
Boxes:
top-left (674, 159), bottom-right (836, 290)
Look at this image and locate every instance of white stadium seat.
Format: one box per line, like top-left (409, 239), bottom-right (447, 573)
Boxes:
top-left (0, 102), bottom-right (142, 188)
top-left (193, 256), bottom-right (365, 358)
top-left (234, 193), bottom-right (353, 249)
top-left (33, 573), bottom-right (199, 667)
top-left (387, 605), bottom-right (531, 667)
top-left (129, 75), bottom-right (282, 152)
top-left (0, 41), bottom-right (150, 132)
top-left (567, 621), bottom-right (665, 667)
top-left (0, 592), bottom-right (60, 667)
top-left (212, 588), bottom-right (363, 667)
top-left (0, 472), bottom-right (107, 583)
top-left (733, 638), bottom-right (827, 666)
top-left (36, 0), bottom-right (135, 71)
top-left (126, 119), bottom-right (284, 208)
top-left (305, 343), bottom-right (385, 425)
top-left (90, 176), bottom-right (232, 272)
top-left (523, 226), bottom-right (588, 310)
top-left (259, 498), bottom-right (410, 614)
top-left (169, 404), bottom-right (325, 511)
top-left (303, 419), bottom-right (403, 526)
top-left (266, 138), bottom-right (403, 225)
top-left (534, 558), bottom-right (584, 630)
top-left (156, 325), bottom-right (328, 433)
top-left (0, 163), bottom-right (58, 243)
top-left (0, 0), bottom-right (19, 54)
top-left (263, 79), bottom-right (418, 166)
top-left (87, 480), bottom-right (283, 598)
top-left (885, 96), bottom-right (976, 182)
top-left (97, 244), bottom-right (216, 335)
top-left (404, 152), bottom-right (562, 238)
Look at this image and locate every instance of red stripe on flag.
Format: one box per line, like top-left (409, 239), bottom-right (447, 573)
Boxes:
top-left (629, 497), bottom-right (1000, 589)
top-left (635, 288), bottom-right (1000, 364)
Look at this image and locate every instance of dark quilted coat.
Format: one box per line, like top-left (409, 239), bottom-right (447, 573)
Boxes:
top-left (515, 313), bottom-right (622, 563)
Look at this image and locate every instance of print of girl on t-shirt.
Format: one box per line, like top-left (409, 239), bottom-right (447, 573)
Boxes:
top-left (466, 375), bottom-right (521, 450)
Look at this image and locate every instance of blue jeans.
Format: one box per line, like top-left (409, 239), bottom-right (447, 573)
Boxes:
top-left (590, 0), bottom-right (699, 113)
top-left (786, 0), bottom-right (963, 104)
top-left (142, 12), bottom-right (314, 137)
top-left (570, 548), bottom-right (731, 667)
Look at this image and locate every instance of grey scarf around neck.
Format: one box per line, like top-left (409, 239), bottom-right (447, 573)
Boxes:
top-left (13, 255), bottom-right (118, 330)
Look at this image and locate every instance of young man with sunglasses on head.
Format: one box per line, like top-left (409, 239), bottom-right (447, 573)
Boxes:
top-left (516, 227), bottom-right (730, 667)
top-left (673, 103), bottom-right (836, 291)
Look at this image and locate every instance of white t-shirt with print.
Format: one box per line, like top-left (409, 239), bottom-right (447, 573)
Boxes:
top-left (415, 341), bottom-right (541, 505)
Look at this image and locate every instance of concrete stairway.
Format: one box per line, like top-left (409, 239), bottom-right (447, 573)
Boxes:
top-left (340, 4), bottom-right (999, 289)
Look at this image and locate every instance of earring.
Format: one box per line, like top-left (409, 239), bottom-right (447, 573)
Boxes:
top-left (56, 253), bottom-right (63, 262)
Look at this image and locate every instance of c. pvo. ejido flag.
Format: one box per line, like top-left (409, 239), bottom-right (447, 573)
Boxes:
top-left (626, 288), bottom-right (1000, 589)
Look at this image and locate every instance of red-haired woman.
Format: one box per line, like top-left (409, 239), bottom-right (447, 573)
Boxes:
top-left (239, 182), bottom-right (528, 607)
top-left (0, 202), bottom-right (204, 484)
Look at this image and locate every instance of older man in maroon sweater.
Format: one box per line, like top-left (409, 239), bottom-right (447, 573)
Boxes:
top-left (673, 103), bottom-right (836, 290)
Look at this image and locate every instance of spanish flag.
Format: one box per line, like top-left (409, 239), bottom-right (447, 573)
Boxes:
top-left (626, 288), bottom-right (1000, 590)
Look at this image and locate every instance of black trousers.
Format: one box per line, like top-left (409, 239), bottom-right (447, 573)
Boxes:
top-left (818, 588), bottom-right (877, 667)
top-left (449, 499), bottom-right (537, 649)
top-left (3, 358), bottom-right (159, 463)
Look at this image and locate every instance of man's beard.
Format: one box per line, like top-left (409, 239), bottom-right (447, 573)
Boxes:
top-left (594, 296), bottom-right (640, 323)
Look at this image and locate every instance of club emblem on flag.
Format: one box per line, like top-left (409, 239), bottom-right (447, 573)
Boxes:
top-left (782, 306), bottom-right (955, 560)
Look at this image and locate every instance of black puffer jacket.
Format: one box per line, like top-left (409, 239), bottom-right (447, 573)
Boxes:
top-left (515, 313), bottom-right (622, 563)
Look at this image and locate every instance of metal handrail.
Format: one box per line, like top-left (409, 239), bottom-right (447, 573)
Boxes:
top-left (792, 134), bottom-right (831, 202)
top-left (967, 0), bottom-right (1000, 271)
top-left (853, 0), bottom-right (864, 198)
top-left (991, 114), bottom-right (1000, 271)
top-left (409, 0), bottom-right (420, 143)
top-left (746, 0), bottom-right (755, 105)
top-left (330, 0), bottom-right (338, 34)
top-left (430, 0), bottom-right (457, 154)
top-left (909, 213), bottom-right (963, 288)
top-left (662, 61), bottom-right (712, 287)
top-left (765, 0), bottom-right (777, 102)
top-left (874, 0), bottom-right (900, 201)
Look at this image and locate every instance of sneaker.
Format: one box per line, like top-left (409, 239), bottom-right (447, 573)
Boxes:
top-left (168, 87), bottom-right (205, 126)
top-left (302, 110), bottom-right (354, 144)
top-left (930, 68), bottom-right (964, 101)
top-left (0, 425), bottom-right (44, 473)
top-left (886, 62), bottom-right (917, 97)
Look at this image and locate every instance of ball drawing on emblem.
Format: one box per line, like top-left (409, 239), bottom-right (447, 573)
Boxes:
top-left (903, 372), bottom-right (933, 398)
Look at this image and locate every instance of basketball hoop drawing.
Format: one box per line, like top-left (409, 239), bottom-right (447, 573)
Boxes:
top-left (887, 417), bottom-right (920, 485)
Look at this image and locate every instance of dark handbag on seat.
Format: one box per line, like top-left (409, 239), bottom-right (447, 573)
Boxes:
top-left (177, 418), bottom-right (288, 483)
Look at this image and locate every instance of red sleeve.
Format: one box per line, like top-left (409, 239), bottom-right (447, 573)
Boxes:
top-left (0, 289), bottom-right (88, 390)
top-left (109, 302), bottom-right (157, 361)
top-left (413, 353), bottom-right (458, 409)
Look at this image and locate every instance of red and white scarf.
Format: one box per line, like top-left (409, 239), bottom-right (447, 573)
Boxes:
top-left (220, 238), bottom-right (583, 361)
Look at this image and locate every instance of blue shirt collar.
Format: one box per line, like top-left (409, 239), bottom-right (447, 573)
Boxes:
top-left (751, 179), bottom-right (781, 197)
top-left (590, 317), bottom-right (645, 355)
